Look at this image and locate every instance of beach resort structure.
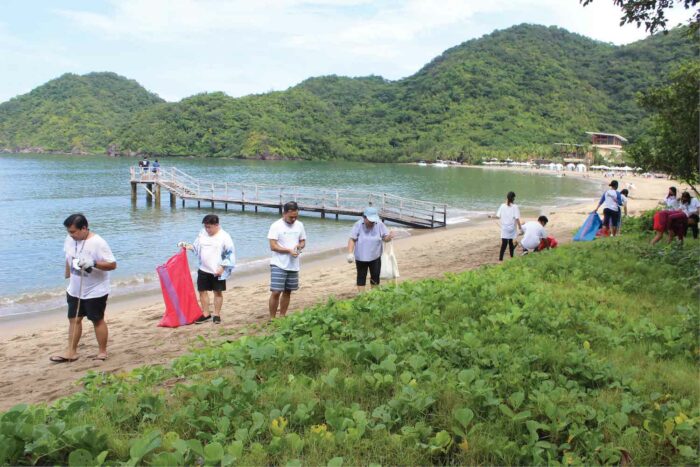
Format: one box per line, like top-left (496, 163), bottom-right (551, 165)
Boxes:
top-left (130, 166), bottom-right (448, 228)
top-left (586, 132), bottom-right (627, 159)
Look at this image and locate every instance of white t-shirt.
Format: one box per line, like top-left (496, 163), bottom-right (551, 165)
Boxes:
top-left (267, 218), bottom-right (307, 271)
top-left (496, 203), bottom-right (521, 239)
top-left (664, 196), bottom-right (680, 210)
top-left (521, 221), bottom-right (547, 251)
top-left (64, 234), bottom-right (115, 299)
top-left (601, 189), bottom-right (621, 211)
top-left (680, 197), bottom-right (700, 217)
top-left (193, 228), bottom-right (235, 274)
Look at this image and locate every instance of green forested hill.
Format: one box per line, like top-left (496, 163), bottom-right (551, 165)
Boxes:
top-left (0, 24), bottom-right (695, 160)
top-left (0, 72), bottom-right (164, 153)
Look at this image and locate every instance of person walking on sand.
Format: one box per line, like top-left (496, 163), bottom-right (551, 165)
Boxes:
top-left (180, 214), bottom-right (235, 324)
top-left (51, 214), bottom-right (116, 363)
top-left (593, 180), bottom-right (623, 237)
top-left (495, 191), bottom-right (522, 261)
top-left (347, 206), bottom-right (395, 292)
top-left (268, 202), bottom-right (306, 319)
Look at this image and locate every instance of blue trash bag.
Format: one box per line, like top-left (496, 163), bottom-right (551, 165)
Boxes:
top-left (573, 212), bottom-right (602, 241)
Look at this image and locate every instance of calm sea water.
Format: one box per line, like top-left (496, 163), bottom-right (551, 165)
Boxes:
top-left (0, 154), bottom-right (596, 317)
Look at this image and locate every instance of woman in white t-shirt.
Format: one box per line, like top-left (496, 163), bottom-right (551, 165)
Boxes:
top-left (495, 191), bottom-right (522, 261)
top-left (679, 191), bottom-right (700, 239)
top-left (661, 186), bottom-right (679, 210)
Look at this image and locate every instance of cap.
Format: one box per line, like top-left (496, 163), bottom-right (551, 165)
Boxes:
top-left (363, 206), bottom-right (380, 223)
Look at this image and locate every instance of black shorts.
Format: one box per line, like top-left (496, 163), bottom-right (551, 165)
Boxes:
top-left (67, 293), bottom-right (108, 322)
top-left (197, 270), bottom-right (226, 292)
top-left (356, 257), bottom-right (381, 287)
top-left (603, 208), bottom-right (621, 228)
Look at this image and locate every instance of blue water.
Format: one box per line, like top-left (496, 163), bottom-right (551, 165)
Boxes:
top-left (0, 154), bottom-right (596, 317)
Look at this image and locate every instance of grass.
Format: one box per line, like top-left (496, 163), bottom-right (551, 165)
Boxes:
top-left (0, 231), bottom-right (698, 465)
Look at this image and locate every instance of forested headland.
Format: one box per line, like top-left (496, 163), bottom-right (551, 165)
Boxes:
top-left (0, 24), bottom-right (695, 162)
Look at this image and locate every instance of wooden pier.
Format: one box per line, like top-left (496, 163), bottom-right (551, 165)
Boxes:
top-left (130, 166), bottom-right (448, 228)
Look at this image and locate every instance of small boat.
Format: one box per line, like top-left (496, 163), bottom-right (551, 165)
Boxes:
top-left (433, 160), bottom-right (449, 167)
top-left (417, 161), bottom-right (428, 166)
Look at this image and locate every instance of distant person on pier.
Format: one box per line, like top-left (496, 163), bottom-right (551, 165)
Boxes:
top-left (346, 206), bottom-right (395, 291)
top-left (495, 191), bottom-right (522, 261)
top-left (51, 214), bottom-right (117, 364)
top-left (151, 159), bottom-right (160, 175)
top-left (141, 156), bottom-right (149, 174)
top-left (268, 202), bottom-right (306, 319)
top-left (179, 214), bottom-right (235, 324)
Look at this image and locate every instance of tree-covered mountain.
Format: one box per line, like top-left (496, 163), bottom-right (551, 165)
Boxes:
top-left (0, 72), bottom-right (164, 153)
top-left (0, 24), bottom-right (695, 160)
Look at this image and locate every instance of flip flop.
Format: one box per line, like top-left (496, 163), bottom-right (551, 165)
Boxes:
top-left (50, 356), bottom-right (78, 363)
top-left (92, 355), bottom-right (108, 361)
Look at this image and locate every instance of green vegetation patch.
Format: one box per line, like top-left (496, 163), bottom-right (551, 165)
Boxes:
top-left (1, 236), bottom-right (698, 465)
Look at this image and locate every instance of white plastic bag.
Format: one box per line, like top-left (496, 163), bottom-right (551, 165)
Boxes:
top-left (380, 241), bottom-right (399, 280)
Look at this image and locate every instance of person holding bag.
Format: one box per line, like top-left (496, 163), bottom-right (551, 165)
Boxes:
top-left (346, 207), bottom-right (394, 292)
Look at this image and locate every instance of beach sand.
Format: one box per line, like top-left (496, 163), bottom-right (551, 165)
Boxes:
top-left (0, 171), bottom-right (684, 411)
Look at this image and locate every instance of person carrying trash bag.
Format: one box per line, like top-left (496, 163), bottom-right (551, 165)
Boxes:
top-left (178, 214), bottom-right (235, 324)
top-left (346, 206), bottom-right (395, 292)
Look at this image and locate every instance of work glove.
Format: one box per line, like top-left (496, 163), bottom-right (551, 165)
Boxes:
top-left (77, 256), bottom-right (95, 270)
top-left (177, 241), bottom-right (191, 249)
top-left (346, 253), bottom-right (355, 263)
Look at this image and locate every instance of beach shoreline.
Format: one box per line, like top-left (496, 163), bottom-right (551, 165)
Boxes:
top-left (0, 171), bottom-right (685, 411)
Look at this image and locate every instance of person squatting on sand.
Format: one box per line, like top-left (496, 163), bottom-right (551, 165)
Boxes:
top-left (346, 206), bottom-right (395, 292)
top-left (520, 215), bottom-right (550, 253)
top-left (51, 214), bottom-right (116, 363)
top-left (268, 202), bottom-right (306, 319)
top-left (179, 214), bottom-right (235, 324)
top-left (594, 179), bottom-right (623, 237)
top-left (495, 191), bottom-right (522, 261)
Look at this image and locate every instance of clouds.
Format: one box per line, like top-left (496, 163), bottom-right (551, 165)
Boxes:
top-left (0, 0), bottom-right (695, 103)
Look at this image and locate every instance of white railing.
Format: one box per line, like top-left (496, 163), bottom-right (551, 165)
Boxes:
top-left (131, 166), bottom-right (447, 226)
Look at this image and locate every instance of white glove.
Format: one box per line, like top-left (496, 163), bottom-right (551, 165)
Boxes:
top-left (77, 256), bottom-right (95, 270)
top-left (346, 253), bottom-right (355, 263)
top-left (177, 241), bottom-right (191, 249)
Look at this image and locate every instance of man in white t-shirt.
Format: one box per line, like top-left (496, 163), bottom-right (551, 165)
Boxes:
top-left (267, 201), bottom-right (306, 319)
top-left (51, 214), bottom-right (117, 363)
top-left (521, 216), bottom-right (550, 253)
top-left (182, 214), bottom-right (235, 324)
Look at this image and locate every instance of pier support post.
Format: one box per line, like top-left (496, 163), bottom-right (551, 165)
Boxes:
top-left (146, 183), bottom-right (153, 203)
top-left (182, 199), bottom-right (185, 207)
top-left (211, 201), bottom-right (214, 209)
top-left (131, 182), bottom-right (137, 203)
top-left (242, 204), bottom-right (246, 212)
top-left (255, 206), bottom-right (258, 213)
top-left (155, 185), bottom-right (161, 206)
top-left (321, 210), bottom-right (325, 219)
top-left (225, 203), bottom-right (228, 211)
top-left (197, 201), bottom-right (201, 208)
top-left (170, 192), bottom-right (176, 207)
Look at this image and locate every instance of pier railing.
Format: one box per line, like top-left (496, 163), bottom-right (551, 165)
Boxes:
top-left (130, 166), bottom-right (447, 228)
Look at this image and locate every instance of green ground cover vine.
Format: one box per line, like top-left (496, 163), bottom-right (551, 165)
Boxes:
top-left (1, 235), bottom-right (698, 465)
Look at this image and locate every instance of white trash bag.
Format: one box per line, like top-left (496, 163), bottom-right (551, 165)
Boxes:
top-left (380, 241), bottom-right (399, 280)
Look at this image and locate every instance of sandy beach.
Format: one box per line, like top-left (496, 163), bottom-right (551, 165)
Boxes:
top-left (0, 170), bottom-right (685, 411)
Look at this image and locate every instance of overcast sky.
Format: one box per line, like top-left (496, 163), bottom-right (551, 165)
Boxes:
top-left (1, 0), bottom-right (693, 103)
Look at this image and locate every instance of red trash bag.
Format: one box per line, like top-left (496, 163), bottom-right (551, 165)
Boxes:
top-left (156, 249), bottom-right (203, 327)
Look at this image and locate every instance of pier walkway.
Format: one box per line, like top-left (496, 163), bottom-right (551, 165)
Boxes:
top-left (130, 166), bottom-right (447, 228)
